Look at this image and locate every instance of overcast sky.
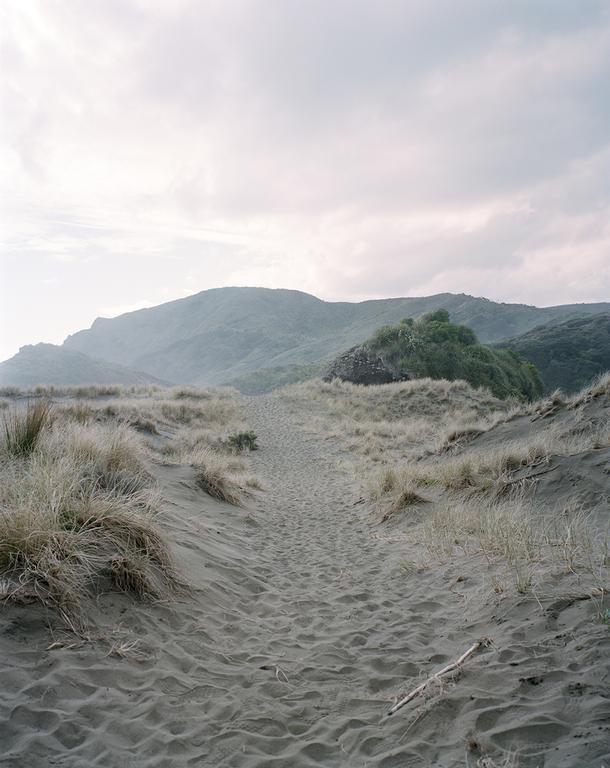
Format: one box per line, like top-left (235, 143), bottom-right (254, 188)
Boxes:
top-left (1, 1), bottom-right (610, 361)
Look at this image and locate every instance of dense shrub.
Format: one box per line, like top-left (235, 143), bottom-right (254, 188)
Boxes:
top-left (228, 430), bottom-right (258, 452)
top-left (367, 314), bottom-right (543, 401)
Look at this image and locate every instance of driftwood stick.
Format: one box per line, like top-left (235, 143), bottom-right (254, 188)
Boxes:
top-left (388, 637), bottom-right (491, 716)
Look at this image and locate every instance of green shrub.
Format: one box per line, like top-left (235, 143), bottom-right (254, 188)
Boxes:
top-left (367, 314), bottom-right (542, 401)
top-left (227, 430), bottom-right (258, 452)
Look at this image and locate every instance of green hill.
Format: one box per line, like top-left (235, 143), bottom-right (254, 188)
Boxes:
top-left (496, 314), bottom-right (610, 394)
top-left (365, 311), bottom-right (543, 400)
top-left (61, 287), bottom-right (610, 387)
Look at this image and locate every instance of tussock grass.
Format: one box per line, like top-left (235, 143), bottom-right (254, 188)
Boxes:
top-left (568, 371), bottom-right (610, 407)
top-left (0, 384), bottom-right (258, 623)
top-left (382, 486), bottom-right (429, 521)
top-left (436, 423), bottom-right (491, 452)
top-left (419, 495), bottom-right (605, 592)
top-left (227, 430), bottom-right (258, 452)
top-left (2, 401), bottom-right (53, 457)
top-left (58, 401), bottom-right (96, 424)
top-left (168, 386), bottom-right (235, 400)
top-left (0, 417), bottom-right (175, 624)
top-left (281, 377), bottom-right (507, 424)
top-left (2, 385), bottom-right (245, 440)
top-left (189, 448), bottom-right (245, 505)
top-left (0, 387), bottom-right (21, 397)
top-left (373, 415), bottom-right (610, 523)
top-left (372, 467), bottom-right (429, 520)
top-left (382, 431), bottom-right (602, 498)
top-left (281, 378), bottom-right (514, 478)
top-left (29, 384), bottom-right (127, 398)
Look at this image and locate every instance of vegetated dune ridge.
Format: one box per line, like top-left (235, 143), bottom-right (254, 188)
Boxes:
top-left (0, 380), bottom-right (608, 767)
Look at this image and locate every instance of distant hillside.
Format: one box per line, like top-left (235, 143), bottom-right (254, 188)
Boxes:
top-left (226, 361), bottom-right (328, 394)
top-left (62, 287), bottom-right (610, 386)
top-left (0, 344), bottom-right (169, 389)
top-left (496, 314), bottom-right (610, 394)
top-left (360, 311), bottom-right (543, 400)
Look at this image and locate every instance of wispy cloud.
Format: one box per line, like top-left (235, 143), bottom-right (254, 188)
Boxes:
top-left (1, 0), bottom-right (609, 361)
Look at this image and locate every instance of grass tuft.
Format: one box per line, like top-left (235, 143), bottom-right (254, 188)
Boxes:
top-left (192, 449), bottom-right (244, 505)
top-left (2, 400), bottom-right (52, 457)
top-left (0, 418), bottom-right (175, 624)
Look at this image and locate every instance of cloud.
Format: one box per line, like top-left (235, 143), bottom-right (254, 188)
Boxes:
top-left (1, 0), bottom-right (609, 360)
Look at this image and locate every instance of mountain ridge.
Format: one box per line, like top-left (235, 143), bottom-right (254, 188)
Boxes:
top-left (496, 313), bottom-right (610, 394)
top-left (0, 343), bottom-right (168, 389)
top-left (62, 287), bottom-right (610, 386)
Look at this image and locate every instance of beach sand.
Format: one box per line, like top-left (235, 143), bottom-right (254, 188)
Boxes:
top-left (0, 394), bottom-right (608, 767)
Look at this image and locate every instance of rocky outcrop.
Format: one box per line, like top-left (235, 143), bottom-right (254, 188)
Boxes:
top-left (323, 346), bottom-right (410, 386)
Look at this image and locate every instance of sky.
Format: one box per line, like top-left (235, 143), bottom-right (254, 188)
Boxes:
top-left (1, 0), bottom-right (610, 362)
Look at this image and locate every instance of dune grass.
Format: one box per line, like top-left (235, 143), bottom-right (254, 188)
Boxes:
top-left (2, 400), bottom-right (53, 457)
top-left (161, 436), bottom-right (247, 505)
top-left (374, 430), bottom-right (603, 508)
top-left (280, 377), bottom-right (516, 473)
top-left (0, 406), bottom-right (176, 625)
top-left (568, 371), bottom-right (610, 407)
top-left (192, 449), bottom-right (245, 505)
top-left (418, 495), bottom-right (606, 593)
top-left (0, 385), bottom-right (258, 624)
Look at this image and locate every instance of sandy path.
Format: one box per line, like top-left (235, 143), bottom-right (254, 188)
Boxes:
top-left (1, 395), bottom-right (608, 767)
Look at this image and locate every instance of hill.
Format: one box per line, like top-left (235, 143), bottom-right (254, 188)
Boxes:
top-left (0, 343), bottom-right (169, 389)
top-left (496, 314), bottom-right (610, 394)
top-left (61, 287), bottom-right (610, 387)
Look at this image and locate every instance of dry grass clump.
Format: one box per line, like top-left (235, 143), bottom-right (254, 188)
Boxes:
top-left (381, 486), bottom-right (429, 522)
top-left (161, 432), bottom-right (247, 505)
top-left (372, 467), bottom-right (430, 521)
top-left (419, 495), bottom-right (605, 593)
top-left (17, 386), bottom-right (245, 443)
top-left (280, 378), bottom-right (516, 477)
top-left (390, 438), bottom-right (562, 491)
top-left (380, 430), bottom-right (603, 500)
top-left (0, 386), bottom-right (22, 397)
top-left (0, 411), bottom-right (175, 624)
top-left (436, 420), bottom-right (496, 453)
top-left (568, 371), bottom-right (610, 407)
top-left (98, 389), bottom-right (240, 430)
top-left (57, 401), bottom-right (96, 424)
top-left (524, 371), bottom-right (610, 417)
top-left (189, 448), bottom-right (245, 505)
top-left (2, 401), bottom-right (53, 457)
top-left (168, 386), bottom-right (233, 400)
top-left (23, 384), bottom-right (127, 399)
top-left (281, 377), bottom-right (507, 423)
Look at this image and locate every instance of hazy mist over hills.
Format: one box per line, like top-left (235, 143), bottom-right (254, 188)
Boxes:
top-left (0, 343), bottom-right (166, 389)
top-left (2, 287), bottom-right (607, 390)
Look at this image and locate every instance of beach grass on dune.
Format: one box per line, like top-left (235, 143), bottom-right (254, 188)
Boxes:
top-left (0, 403), bottom-right (176, 622)
top-left (3, 400), bottom-right (52, 457)
top-left (0, 385), bottom-right (259, 623)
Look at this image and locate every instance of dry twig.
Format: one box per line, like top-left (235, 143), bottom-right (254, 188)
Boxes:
top-left (388, 637), bottom-right (492, 716)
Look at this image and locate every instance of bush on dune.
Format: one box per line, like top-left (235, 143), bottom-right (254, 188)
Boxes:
top-left (227, 430), bottom-right (258, 452)
top-left (367, 311), bottom-right (543, 400)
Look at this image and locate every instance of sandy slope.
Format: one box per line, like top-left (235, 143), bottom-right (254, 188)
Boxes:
top-left (1, 395), bottom-right (609, 767)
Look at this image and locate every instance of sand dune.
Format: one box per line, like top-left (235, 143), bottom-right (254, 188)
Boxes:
top-left (0, 391), bottom-right (609, 767)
